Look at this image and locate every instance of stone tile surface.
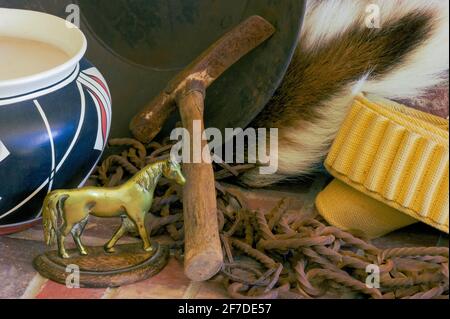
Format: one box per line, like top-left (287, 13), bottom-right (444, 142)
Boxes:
top-left (0, 180), bottom-right (448, 299)
top-left (35, 280), bottom-right (106, 299)
top-left (194, 280), bottom-right (229, 299)
top-left (110, 258), bottom-right (190, 299)
top-left (0, 237), bottom-right (46, 298)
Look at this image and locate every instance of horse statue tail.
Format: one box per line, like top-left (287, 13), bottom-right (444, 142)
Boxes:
top-left (42, 191), bottom-right (68, 246)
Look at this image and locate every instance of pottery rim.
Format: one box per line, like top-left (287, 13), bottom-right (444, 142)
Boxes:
top-left (0, 8), bottom-right (87, 98)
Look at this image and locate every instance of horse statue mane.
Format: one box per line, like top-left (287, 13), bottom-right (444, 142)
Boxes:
top-left (131, 161), bottom-right (165, 191)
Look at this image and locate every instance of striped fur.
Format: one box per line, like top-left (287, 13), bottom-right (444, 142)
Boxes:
top-left (240, 0), bottom-right (449, 187)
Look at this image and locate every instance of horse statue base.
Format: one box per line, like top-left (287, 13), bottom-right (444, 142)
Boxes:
top-left (33, 242), bottom-right (169, 288)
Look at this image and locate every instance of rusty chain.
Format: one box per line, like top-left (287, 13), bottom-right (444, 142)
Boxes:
top-left (89, 137), bottom-right (449, 299)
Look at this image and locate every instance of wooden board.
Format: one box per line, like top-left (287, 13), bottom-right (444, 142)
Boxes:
top-left (33, 242), bottom-right (169, 288)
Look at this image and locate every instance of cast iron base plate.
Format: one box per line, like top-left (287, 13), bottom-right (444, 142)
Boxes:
top-left (33, 242), bottom-right (169, 288)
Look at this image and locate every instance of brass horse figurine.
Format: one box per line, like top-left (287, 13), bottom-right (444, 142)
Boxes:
top-left (42, 159), bottom-right (186, 258)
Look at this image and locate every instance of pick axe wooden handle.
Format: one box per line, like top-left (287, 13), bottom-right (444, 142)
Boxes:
top-left (130, 16), bottom-right (275, 281)
top-left (177, 82), bottom-right (221, 281)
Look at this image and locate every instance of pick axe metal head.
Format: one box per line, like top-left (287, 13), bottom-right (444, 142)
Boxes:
top-left (130, 15), bottom-right (275, 143)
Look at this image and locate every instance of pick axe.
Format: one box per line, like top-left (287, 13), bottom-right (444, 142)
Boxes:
top-left (130, 16), bottom-right (275, 281)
